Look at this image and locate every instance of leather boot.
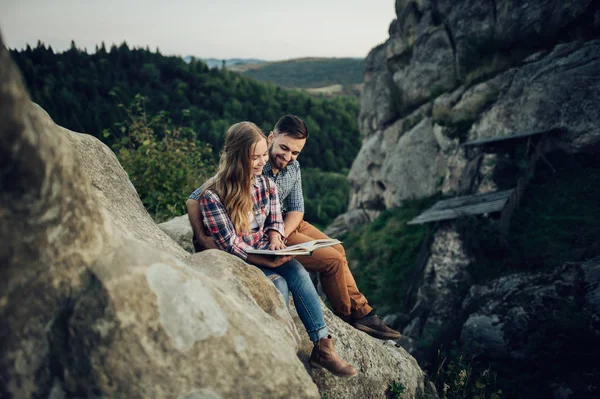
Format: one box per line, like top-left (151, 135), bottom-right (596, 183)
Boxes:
top-left (309, 335), bottom-right (358, 377)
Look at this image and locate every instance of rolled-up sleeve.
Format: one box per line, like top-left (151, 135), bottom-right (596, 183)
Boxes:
top-left (265, 178), bottom-right (286, 237)
top-left (200, 191), bottom-right (254, 260)
top-left (189, 184), bottom-right (205, 201)
top-left (285, 168), bottom-right (305, 213)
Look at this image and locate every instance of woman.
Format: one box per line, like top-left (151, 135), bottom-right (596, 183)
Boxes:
top-left (199, 121), bottom-right (357, 378)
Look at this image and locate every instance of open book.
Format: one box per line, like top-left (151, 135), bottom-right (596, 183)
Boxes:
top-left (246, 239), bottom-right (341, 256)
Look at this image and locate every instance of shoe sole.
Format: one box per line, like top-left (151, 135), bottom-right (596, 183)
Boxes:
top-left (352, 323), bottom-right (401, 340)
top-left (310, 360), bottom-right (358, 378)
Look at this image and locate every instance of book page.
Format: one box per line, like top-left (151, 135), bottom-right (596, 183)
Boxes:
top-left (246, 239), bottom-right (341, 256)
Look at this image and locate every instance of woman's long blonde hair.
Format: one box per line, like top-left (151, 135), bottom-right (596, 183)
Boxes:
top-left (204, 121), bottom-right (267, 234)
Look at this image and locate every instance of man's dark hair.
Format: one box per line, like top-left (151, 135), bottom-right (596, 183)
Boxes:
top-left (273, 115), bottom-right (309, 139)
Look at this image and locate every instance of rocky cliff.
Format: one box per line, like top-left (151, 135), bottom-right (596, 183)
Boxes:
top-left (0, 32), bottom-right (436, 398)
top-left (348, 0), bottom-right (599, 211)
top-left (336, 1), bottom-right (600, 397)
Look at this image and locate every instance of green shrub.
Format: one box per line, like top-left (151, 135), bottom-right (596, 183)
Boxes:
top-left (109, 94), bottom-right (215, 222)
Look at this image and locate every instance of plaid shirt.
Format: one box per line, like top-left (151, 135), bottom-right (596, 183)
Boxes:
top-left (190, 160), bottom-right (305, 214)
top-left (199, 175), bottom-right (285, 261)
top-left (262, 160), bottom-right (304, 213)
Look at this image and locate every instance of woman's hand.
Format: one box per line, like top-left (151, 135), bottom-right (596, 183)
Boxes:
top-left (267, 231), bottom-right (286, 250)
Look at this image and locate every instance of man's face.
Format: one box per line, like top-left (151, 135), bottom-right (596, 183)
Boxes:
top-left (268, 132), bottom-right (306, 171)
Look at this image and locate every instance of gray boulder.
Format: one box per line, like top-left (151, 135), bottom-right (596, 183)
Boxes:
top-left (158, 214), bottom-right (194, 253)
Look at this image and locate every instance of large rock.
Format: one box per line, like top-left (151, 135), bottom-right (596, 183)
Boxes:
top-left (380, 117), bottom-right (441, 208)
top-left (158, 214), bottom-right (194, 253)
top-left (359, 44), bottom-right (400, 137)
top-left (471, 40), bottom-right (600, 151)
top-left (349, 103), bottom-right (434, 210)
top-left (0, 34), bottom-right (436, 399)
top-left (459, 257), bottom-right (600, 397)
top-left (403, 225), bottom-right (472, 351)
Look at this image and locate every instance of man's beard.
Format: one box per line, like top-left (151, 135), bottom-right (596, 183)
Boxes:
top-left (269, 147), bottom-right (288, 169)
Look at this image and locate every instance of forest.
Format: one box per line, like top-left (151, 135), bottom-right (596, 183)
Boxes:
top-left (10, 41), bottom-right (359, 222)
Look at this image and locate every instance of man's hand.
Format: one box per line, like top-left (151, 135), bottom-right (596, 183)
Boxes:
top-left (195, 232), bottom-right (218, 251)
top-left (186, 198), bottom-right (217, 251)
top-left (268, 255), bottom-right (293, 267)
top-left (246, 254), bottom-right (293, 268)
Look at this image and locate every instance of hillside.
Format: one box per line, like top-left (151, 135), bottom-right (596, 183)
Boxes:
top-left (239, 57), bottom-right (364, 89)
top-left (10, 43), bottom-right (360, 172)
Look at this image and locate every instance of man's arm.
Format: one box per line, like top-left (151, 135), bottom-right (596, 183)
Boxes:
top-left (186, 198), bottom-right (217, 250)
top-left (283, 211), bottom-right (304, 238)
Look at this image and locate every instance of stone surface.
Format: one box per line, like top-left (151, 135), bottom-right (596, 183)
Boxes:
top-left (350, 1), bottom-right (600, 212)
top-left (403, 225), bottom-right (472, 350)
top-left (158, 214), bottom-right (194, 253)
top-left (471, 40), bottom-right (600, 151)
top-left (380, 118), bottom-right (441, 208)
top-left (459, 257), bottom-right (600, 396)
top-left (323, 209), bottom-right (381, 238)
top-left (359, 44), bottom-right (400, 137)
top-left (349, 103), bottom-right (433, 210)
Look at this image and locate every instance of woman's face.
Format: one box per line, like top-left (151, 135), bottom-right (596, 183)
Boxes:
top-left (251, 138), bottom-right (269, 176)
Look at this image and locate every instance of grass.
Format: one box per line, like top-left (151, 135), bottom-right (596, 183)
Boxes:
top-left (341, 196), bottom-right (439, 314)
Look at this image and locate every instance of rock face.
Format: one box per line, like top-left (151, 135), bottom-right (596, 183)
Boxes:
top-left (0, 34), bottom-right (436, 399)
top-left (403, 226), bottom-right (472, 347)
top-left (341, 1), bottom-right (600, 397)
top-left (459, 257), bottom-right (600, 397)
top-left (347, 0), bottom-right (600, 211)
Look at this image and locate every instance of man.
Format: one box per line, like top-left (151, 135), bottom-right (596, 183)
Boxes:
top-left (187, 115), bottom-right (401, 340)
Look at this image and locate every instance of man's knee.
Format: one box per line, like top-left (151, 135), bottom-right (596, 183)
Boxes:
top-left (311, 253), bottom-right (344, 275)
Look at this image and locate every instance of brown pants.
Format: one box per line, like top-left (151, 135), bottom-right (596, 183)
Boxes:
top-left (286, 220), bottom-right (372, 320)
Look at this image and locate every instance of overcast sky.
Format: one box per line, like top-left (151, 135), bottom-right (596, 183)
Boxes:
top-left (0, 0), bottom-right (395, 60)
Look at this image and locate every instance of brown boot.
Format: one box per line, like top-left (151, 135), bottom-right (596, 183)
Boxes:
top-left (352, 314), bottom-right (401, 340)
top-left (309, 335), bottom-right (358, 378)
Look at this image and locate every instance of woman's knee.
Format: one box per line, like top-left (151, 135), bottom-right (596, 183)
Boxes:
top-left (270, 275), bottom-right (289, 295)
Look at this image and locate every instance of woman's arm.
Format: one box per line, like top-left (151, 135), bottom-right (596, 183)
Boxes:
top-left (200, 191), bottom-right (255, 260)
top-left (200, 188), bottom-right (291, 267)
top-left (264, 177), bottom-right (286, 238)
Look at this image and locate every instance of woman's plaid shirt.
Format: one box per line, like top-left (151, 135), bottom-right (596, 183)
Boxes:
top-left (199, 175), bottom-right (285, 261)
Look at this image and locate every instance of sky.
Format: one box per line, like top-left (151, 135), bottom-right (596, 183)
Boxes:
top-left (0, 0), bottom-right (396, 61)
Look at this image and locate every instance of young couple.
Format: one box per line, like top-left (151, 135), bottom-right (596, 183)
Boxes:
top-left (187, 115), bottom-right (401, 377)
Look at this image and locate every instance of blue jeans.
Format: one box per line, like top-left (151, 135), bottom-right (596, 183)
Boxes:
top-left (258, 258), bottom-right (329, 342)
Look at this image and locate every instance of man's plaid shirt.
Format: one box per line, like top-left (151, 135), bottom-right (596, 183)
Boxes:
top-left (199, 175), bottom-right (285, 261)
top-left (190, 160), bottom-right (305, 214)
top-left (262, 160), bottom-right (304, 213)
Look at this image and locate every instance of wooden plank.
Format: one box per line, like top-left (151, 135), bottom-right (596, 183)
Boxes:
top-left (408, 197), bottom-right (510, 224)
top-left (430, 189), bottom-right (514, 210)
top-left (463, 128), bottom-right (559, 147)
top-left (408, 189), bottom-right (514, 225)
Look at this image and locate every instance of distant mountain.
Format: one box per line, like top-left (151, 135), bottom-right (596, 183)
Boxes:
top-left (239, 57), bottom-right (365, 90)
top-left (182, 56), bottom-right (267, 69)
